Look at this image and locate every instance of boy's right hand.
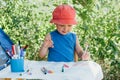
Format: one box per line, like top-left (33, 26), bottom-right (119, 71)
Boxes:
top-left (43, 34), bottom-right (54, 48)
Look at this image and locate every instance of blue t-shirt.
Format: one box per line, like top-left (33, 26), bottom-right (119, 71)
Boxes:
top-left (48, 30), bottom-right (76, 62)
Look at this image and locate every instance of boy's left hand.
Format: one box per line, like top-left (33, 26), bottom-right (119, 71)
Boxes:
top-left (81, 52), bottom-right (90, 61)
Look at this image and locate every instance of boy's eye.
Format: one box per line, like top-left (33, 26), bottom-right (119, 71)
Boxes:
top-left (59, 25), bottom-right (65, 27)
top-left (56, 24), bottom-right (72, 27)
top-left (68, 25), bottom-right (72, 27)
top-left (60, 25), bottom-right (64, 27)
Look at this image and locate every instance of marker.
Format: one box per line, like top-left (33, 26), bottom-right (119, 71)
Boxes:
top-left (18, 40), bottom-right (21, 48)
top-left (6, 50), bottom-right (12, 58)
top-left (63, 64), bottom-right (69, 68)
top-left (23, 45), bottom-right (28, 50)
top-left (83, 43), bottom-right (90, 61)
top-left (12, 45), bottom-right (16, 55)
top-left (61, 65), bottom-right (64, 72)
top-left (48, 70), bottom-right (54, 73)
top-left (20, 48), bottom-right (24, 58)
top-left (22, 44), bottom-right (28, 54)
top-left (20, 45), bottom-right (28, 58)
top-left (41, 67), bottom-right (47, 74)
top-left (15, 44), bottom-right (21, 58)
top-left (84, 43), bottom-right (89, 54)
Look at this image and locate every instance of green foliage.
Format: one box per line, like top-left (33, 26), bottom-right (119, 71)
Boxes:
top-left (0, 0), bottom-right (120, 79)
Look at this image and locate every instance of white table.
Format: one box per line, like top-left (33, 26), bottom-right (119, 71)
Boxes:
top-left (0, 60), bottom-right (103, 80)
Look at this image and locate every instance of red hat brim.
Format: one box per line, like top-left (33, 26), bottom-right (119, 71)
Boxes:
top-left (50, 19), bottom-right (77, 25)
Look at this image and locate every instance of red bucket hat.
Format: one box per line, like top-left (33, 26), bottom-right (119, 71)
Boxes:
top-left (50, 4), bottom-right (77, 25)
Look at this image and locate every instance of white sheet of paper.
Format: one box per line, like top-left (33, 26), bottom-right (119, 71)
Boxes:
top-left (0, 60), bottom-right (103, 80)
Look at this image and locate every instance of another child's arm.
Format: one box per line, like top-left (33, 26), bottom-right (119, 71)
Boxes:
top-left (39, 33), bottom-right (54, 58)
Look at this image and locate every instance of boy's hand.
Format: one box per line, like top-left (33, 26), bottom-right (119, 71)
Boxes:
top-left (81, 52), bottom-right (90, 61)
top-left (82, 43), bottom-right (90, 61)
top-left (43, 39), bottom-right (54, 48)
top-left (43, 34), bottom-right (54, 48)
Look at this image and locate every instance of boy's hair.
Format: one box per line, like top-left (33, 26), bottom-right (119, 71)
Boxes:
top-left (50, 4), bottom-right (77, 25)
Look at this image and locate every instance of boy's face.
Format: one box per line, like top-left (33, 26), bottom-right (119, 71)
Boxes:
top-left (55, 24), bottom-right (73, 35)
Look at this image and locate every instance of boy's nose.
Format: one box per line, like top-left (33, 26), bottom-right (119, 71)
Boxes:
top-left (64, 27), bottom-right (68, 31)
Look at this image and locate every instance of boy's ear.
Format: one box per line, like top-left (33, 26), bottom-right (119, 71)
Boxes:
top-left (54, 24), bottom-right (57, 26)
top-left (55, 24), bottom-right (58, 28)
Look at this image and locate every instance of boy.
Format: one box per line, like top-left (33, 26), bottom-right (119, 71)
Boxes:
top-left (39, 4), bottom-right (90, 62)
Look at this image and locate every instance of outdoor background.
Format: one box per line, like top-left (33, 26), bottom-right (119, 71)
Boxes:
top-left (0, 0), bottom-right (120, 80)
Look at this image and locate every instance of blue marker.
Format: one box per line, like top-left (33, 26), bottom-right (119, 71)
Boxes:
top-left (20, 48), bottom-right (24, 58)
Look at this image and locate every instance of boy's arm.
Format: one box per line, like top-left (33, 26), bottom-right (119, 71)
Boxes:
top-left (39, 44), bottom-right (49, 58)
top-left (75, 37), bottom-right (90, 60)
top-left (75, 37), bottom-right (84, 59)
top-left (39, 33), bottom-right (53, 58)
